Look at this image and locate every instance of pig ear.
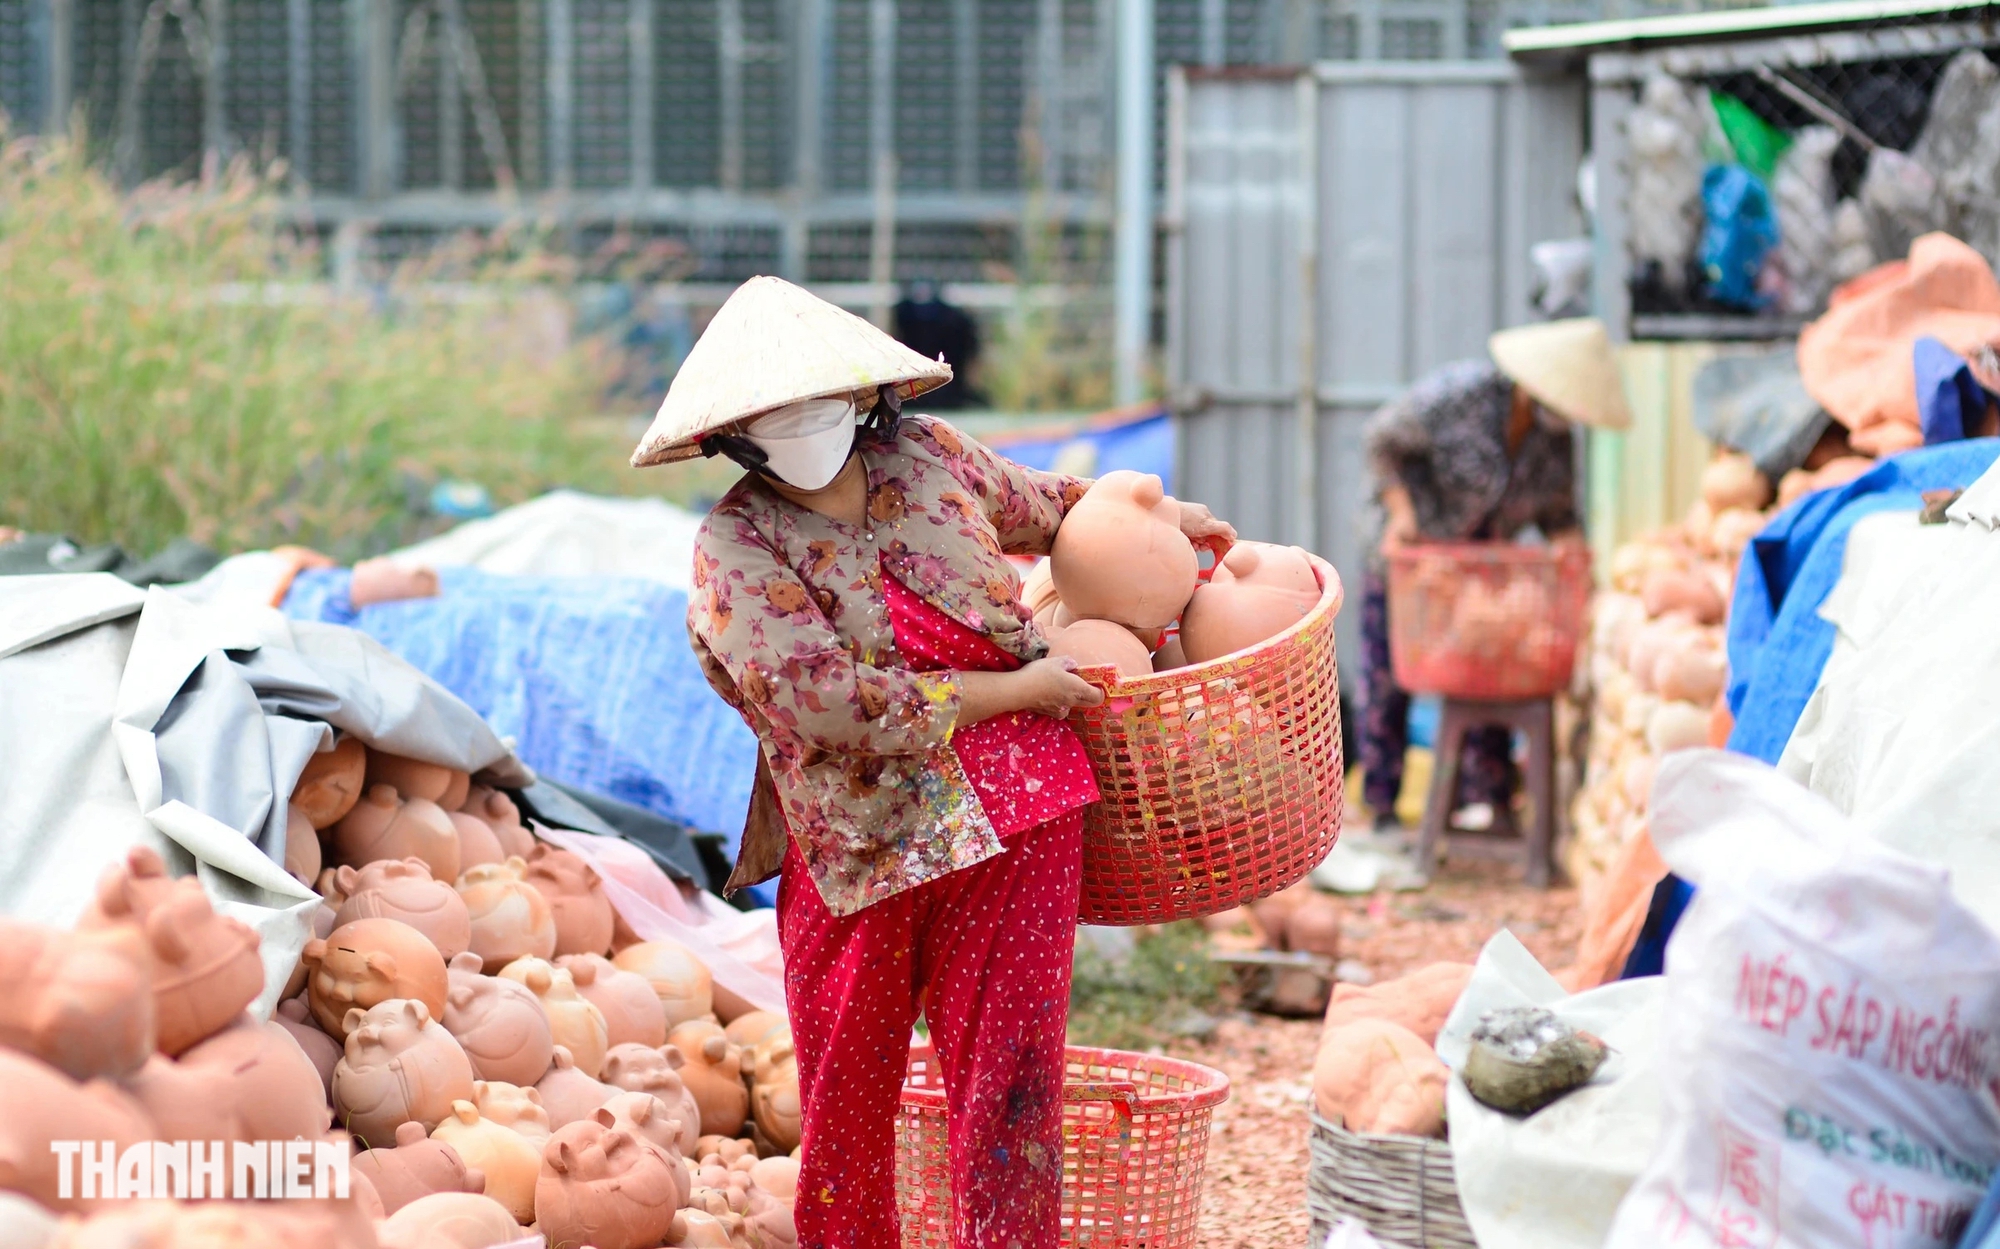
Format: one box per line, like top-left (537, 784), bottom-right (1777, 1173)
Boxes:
top-left (525, 964), bottom-right (553, 995)
top-left (661, 1044), bottom-right (686, 1071)
top-left (94, 871), bottom-right (133, 919)
top-left (566, 958), bottom-right (598, 987)
top-left (448, 985), bottom-right (473, 1011)
top-left (548, 1141), bottom-right (576, 1175)
top-left (344, 1007), bottom-right (368, 1036)
top-left (395, 1121), bottom-right (427, 1147)
top-left (335, 866), bottom-right (360, 894)
top-left (146, 909), bottom-right (190, 963)
top-left (451, 1100), bottom-right (478, 1125)
top-left (302, 938), bottom-right (327, 967)
top-left (365, 951), bottom-right (399, 980)
top-left (524, 1086), bottom-right (544, 1107)
top-left (549, 1046), bottom-right (575, 1071)
top-left (403, 1000), bottom-right (430, 1027)
top-left (449, 951), bottom-right (484, 975)
top-left (703, 1036), bottom-right (729, 1064)
top-left (592, 1106), bottom-right (616, 1129)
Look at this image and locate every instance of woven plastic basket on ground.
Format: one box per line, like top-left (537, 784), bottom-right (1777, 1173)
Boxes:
top-left (1066, 555), bottom-right (1345, 926)
top-left (1306, 1112), bottom-right (1476, 1249)
top-left (895, 1045), bottom-right (1231, 1249)
top-left (1385, 542), bottom-right (1591, 701)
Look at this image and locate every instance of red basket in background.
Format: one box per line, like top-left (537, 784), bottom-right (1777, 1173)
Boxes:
top-left (1385, 542), bottom-right (1590, 700)
top-left (895, 1045), bottom-right (1231, 1249)
top-left (1067, 555), bottom-right (1345, 926)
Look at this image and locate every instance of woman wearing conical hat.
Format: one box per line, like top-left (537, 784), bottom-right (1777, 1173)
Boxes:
top-left (1360, 318), bottom-right (1630, 848)
top-left (633, 276), bottom-right (1233, 1247)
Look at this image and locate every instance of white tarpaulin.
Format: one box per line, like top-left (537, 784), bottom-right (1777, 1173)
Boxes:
top-left (0, 574), bottom-right (528, 1016)
top-left (1436, 930), bottom-right (1666, 1249)
top-left (1779, 455), bottom-right (2000, 934)
top-left (388, 489), bottom-right (701, 586)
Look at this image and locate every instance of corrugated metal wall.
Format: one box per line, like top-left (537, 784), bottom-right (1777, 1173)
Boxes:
top-left (1165, 61), bottom-right (1586, 688)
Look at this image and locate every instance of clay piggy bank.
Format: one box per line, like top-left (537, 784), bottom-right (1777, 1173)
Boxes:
top-left (0, 1048), bottom-right (155, 1212)
top-left (749, 1032), bottom-right (802, 1154)
top-left (536, 1046), bottom-right (620, 1131)
top-left (303, 917), bottom-right (450, 1041)
top-left (127, 1016), bottom-right (331, 1142)
top-left (432, 1099), bottom-right (540, 1223)
top-left (671, 1209), bottom-right (746, 1248)
top-left (560, 953), bottom-right (668, 1050)
top-left (331, 785), bottom-right (461, 884)
top-left (78, 846), bottom-right (264, 1056)
top-left (697, 1136), bottom-right (758, 1168)
top-left (604, 1092), bottom-right (693, 1207)
top-left (450, 810), bottom-right (508, 871)
top-left (613, 939), bottom-right (715, 1030)
top-left (667, 1020), bottom-right (750, 1138)
top-left (524, 843), bottom-right (616, 957)
top-left (723, 1010), bottom-right (789, 1051)
top-left (332, 998), bottom-right (477, 1149)
top-left (1179, 541), bottom-right (1321, 664)
top-left (363, 748), bottom-right (463, 808)
top-left (1019, 558), bottom-right (1061, 620)
top-left (1050, 470), bottom-right (1199, 630)
top-left (0, 918), bottom-right (155, 1080)
top-left (1042, 618), bottom-right (1153, 680)
top-left (330, 858), bottom-right (472, 961)
top-left (441, 952), bottom-right (554, 1088)
top-left (378, 1191), bottom-right (525, 1249)
top-left (601, 1043), bottom-right (701, 1156)
top-left (460, 787), bottom-right (535, 860)
top-left (497, 956), bottom-right (609, 1079)
top-left (275, 996), bottom-right (342, 1099)
top-left (285, 803), bottom-right (322, 885)
top-left (750, 1155), bottom-right (799, 1206)
top-left (292, 735), bottom-right (368, 830)
top-left (535, 1115), bottom-right (684, 1249)
top-left (351, 1120), bottom-right (487, 1216)
top-left (473, 1079), bottom-right (552, 1142)
top-left (457, 859), bottom-right (557, 969)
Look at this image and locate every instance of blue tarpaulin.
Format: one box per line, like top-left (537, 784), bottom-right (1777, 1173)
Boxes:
top-left (1725, 439), bottom-right (2000, 764)
top-left (282, 567), bottom-right (761, 859)
top-left (981, 409), bottom-right (1174, 493)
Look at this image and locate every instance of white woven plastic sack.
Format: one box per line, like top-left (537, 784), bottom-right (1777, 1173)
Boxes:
top-left (1606, 750), bottom-right (2000, 1249)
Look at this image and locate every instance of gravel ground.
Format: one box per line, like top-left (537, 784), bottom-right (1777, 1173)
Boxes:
top-left (1167, 861), bottom-right (1585, 1249)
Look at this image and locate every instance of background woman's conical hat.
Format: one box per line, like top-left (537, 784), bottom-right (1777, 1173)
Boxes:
top-left (630, 276), bottom-right (953, 467)
top-left (1488, 317), bottom-right (1632, 431)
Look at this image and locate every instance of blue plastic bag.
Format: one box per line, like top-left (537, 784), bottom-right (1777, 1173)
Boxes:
top-left (1700, 165), bottom-right (1779, 310)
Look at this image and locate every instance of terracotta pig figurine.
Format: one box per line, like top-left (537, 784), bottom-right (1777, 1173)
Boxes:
top-left (351, 1119), bottom-right (487, 1216)
top-left (473, 1079), bottom-right (552, 1143)
top-left (303, 917), bottom-right (450, 1041)
top-left (441, 951), bottom-right (554, 1088)
top-left (126, 1016), bottom-right (331, 1143)
top-left (457, 859), bottom-right (557, 969)
top-left (497, 956), bottom-right (610, 1079)
top-left (524, 843), bottom-right (617, 958)
top-left (1179, 540), bottom-right (1321, 664)
top-left (377, 1191), bottom-right (525, 1249)
top-left (667, 1020), bottom-right (750, 1138)
top-left (535, 1114), bottom-right (685, 1249)
top-left (603, 1092), bottom-right (693, 1207)
top-left (460, 787), bottom-right (535, 860)
top-left (332, 784), bottom-right (461, 884)
top-left (330, 858), bottom-right (473, 961)
top-left (0, 1048), bottom-right (156, 1213)
top-left (749, 1032), bottom-right (802, 1155)
top-left (332, 998), bottom-right (477, 1149)
top-left (450, 809), bottom-right (508, 872)
top-left (601, 1043), bottom-right (701, 1156)
top-left (275, 996), bottom-right (343, 1100)
top-left (0, 917), bottom-right (155, 1080)
top-left (77, 845), bottom-right (264, 1056)
top-left (535, 1045), bottom-right (620, 1131)
top-left (560, 952), bottom-right (669, 1050)
top-left (613, 939), bottom-right (715, 1031)
top-left (292, 735), bottom-right (368, 830)
top-left (432, 1098), bottom-right (540, 1223)
top-left (364, 748), bottom-right (460, 806)
top-left (285, 802), bottom-right (323, 885)
top-left (1049, 470), bottom-right (1200, 630)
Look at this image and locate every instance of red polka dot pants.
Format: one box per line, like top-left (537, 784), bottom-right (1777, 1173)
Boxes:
top-left (776, 812), bottom-right (1083, 1249)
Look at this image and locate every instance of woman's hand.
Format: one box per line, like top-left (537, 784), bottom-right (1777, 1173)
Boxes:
top-left (1176, 501), bottom-right (1236, 548)
top-left (956, 659), bottom-right (1106, 727)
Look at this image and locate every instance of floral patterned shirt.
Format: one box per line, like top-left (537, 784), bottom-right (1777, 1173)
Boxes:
top-left (687, 415), bottom-right (1091, 917)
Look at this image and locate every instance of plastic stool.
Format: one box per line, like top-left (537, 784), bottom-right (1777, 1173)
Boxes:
top-left (1415, 696), bottom-right (1555, 888)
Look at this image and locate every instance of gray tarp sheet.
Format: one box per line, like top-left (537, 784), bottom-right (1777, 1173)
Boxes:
top-left (0, 574), bottom-right (530, 1016)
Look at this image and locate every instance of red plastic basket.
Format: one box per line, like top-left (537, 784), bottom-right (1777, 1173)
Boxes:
top-left (1384, 542), bottom-right (1591, 700)
top-left (1066, 555), bottom-right (1346, 927)
top-left (894, 1045), bottom-right (1231, 1249)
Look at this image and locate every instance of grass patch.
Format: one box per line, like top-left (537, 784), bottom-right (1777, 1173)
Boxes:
top-left (1067, 921), bottom-right (1225, 1051)
top-left (0, 130), bottom-right (634, 562)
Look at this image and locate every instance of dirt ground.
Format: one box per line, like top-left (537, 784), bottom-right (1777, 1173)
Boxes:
top-left (1170, 861), bottom-right (1585, 1249)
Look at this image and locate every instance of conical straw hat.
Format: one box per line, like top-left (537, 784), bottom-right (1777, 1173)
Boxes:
top-left (1488, 317), bottom-right (1632, 431)
top-left (630, 276), bottom-right (954, 467)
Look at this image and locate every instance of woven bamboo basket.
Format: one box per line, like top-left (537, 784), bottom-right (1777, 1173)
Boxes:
top-left (896, 1045), bottom-right (1231, 1249)
top-left (1306, 1112), bottom-right (1476, 1249)
top-left (1067, 554), bottom-right (1345, 926)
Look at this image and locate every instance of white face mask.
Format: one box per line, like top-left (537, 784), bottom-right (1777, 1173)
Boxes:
top-left (746, 398), bottom-right (857, 491)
